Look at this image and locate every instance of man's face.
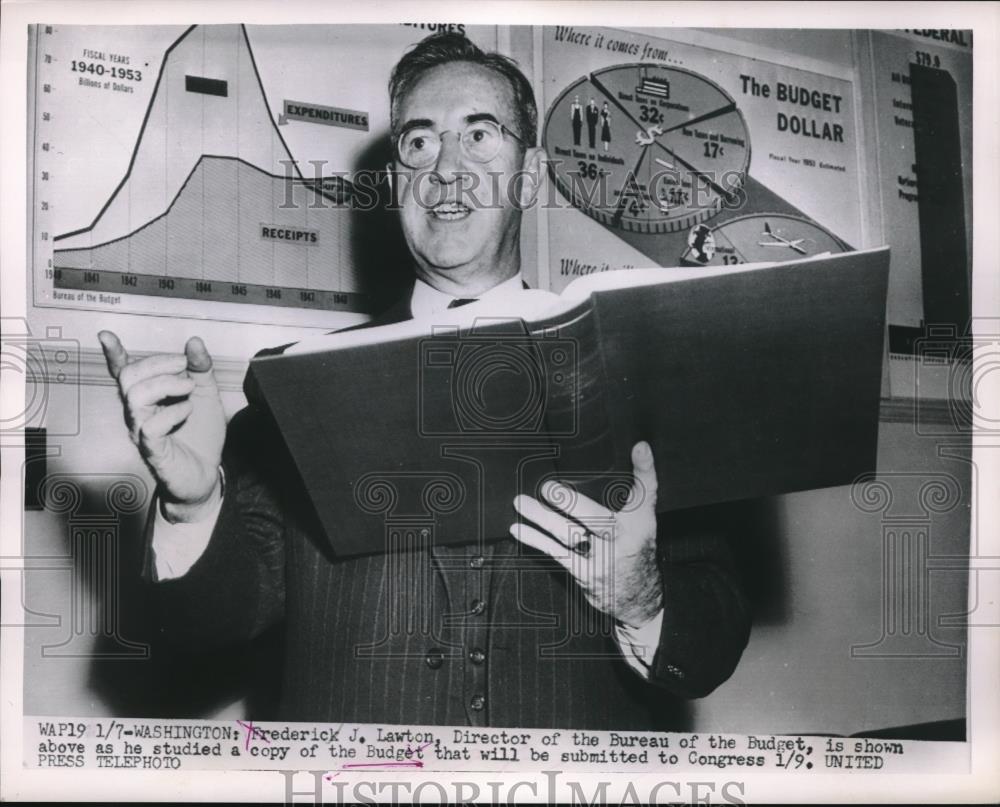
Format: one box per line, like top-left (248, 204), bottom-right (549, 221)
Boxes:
top-left (392, 62), bottom-right (541, 288)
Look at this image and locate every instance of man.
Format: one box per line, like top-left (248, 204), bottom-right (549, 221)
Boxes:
top-left (571, 93), bottom-right (583, 146)
top-left (99, 33), bottom-right (749, 729)
top-left (586, 96), bottom-right (600, 149)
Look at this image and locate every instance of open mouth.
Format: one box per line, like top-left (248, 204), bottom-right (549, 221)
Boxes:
top-left (430, 202), bottom-right (472, 221)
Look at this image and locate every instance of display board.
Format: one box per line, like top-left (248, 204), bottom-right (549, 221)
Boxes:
top-left (25, 24), bottom-right (974, 381)
top-left (867, 30), bottom-right (973, 399)
top-left (537, 27), bottom-right (860, 293)
top-left (27, 23), bottom-right (494, 325)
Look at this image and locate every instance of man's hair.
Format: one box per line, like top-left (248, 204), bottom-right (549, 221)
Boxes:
top-left (388, 32), bottom-right (538, 148)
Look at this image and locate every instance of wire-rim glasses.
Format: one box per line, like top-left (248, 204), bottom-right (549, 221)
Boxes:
top-left (396, 119), bottom-right (524, 169)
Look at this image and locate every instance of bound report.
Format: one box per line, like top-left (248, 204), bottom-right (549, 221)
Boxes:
top-left (249, 247), bottom-right (890, 558)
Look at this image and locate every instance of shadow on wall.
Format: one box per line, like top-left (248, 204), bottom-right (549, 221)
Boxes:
top-left (349, 132), bottom-right (413, 315)
top-left (30, 472), bottom-right (282, 719)
top-left (729, 497), bottom-right (790, 626)
top-left (663, 497), bottom-right (790, 627)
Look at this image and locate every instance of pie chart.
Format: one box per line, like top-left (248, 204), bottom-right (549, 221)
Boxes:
top-left (543, 63), bottom-right (751, 235)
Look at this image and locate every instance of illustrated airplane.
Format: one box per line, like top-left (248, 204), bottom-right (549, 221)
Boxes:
top-left (758, 222), bottom-right (807, 254)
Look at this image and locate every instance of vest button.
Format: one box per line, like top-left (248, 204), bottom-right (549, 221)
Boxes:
top-left (469, 555), bottom-right (485, 569)
top-left (425, 648), bottom-right (444, 670)
top-left (470, 598), bottom-right (486, 616)
top-left (468, 647), bottom-right (486, 665)
top-left (470, 694), bottom-right (485, 711)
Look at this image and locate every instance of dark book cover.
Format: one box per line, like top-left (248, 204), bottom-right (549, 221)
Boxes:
top-left (249, 248), bottom-right (890, 558)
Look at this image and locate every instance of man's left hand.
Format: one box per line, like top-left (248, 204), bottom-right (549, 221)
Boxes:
top-left (510, 441), bottom-right (663, 628)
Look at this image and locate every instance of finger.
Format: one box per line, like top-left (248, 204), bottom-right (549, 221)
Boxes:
top-left (539, 480), bottom-right (610, 524)
top-left (185, 336), bottom-right (217, 387)
top-left (97, 331), bottom-right (129, 381)
top-left (629, 441), bottom-right (658, 512)
top-left (137, 399), bottom-right (194, 459)
top-left (509, 522), bottom-right (576, 570)
top-left (118, 354), bottom-right (188, 398)
top-left (127, 374), bottom-right (197, 409)
top-left (513, 494), bottom-right (588, 548)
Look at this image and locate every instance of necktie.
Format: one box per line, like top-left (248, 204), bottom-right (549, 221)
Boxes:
top-left (447, 297), bottom-right (478, 309)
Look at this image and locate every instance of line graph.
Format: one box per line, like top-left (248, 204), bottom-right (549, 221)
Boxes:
top-left (41, 24), bottom-right (367, 313)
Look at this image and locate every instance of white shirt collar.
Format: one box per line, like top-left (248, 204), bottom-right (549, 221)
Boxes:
top-left (409, 273), bottom-right (525, 320)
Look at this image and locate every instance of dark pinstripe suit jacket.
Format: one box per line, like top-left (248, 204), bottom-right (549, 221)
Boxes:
top-left (150, 292), bottom-right (751, 729)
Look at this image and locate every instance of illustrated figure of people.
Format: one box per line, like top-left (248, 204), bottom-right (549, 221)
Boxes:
top-left (586, 96), bottom-right (599, 148)
top-left (601, 101), bottom-right (611, 151)
top-left (571, 94), bottom-right (583, 146)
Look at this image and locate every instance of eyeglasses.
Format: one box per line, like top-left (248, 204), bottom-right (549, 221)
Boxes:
top-left (396, 119), bottom-right (524, 169)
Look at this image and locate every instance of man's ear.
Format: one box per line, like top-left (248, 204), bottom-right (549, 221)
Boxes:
top-left (517, 147), bottom-right (545, 209)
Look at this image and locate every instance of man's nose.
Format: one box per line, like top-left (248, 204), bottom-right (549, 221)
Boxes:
top-left (429, 132), bottom-right (463, 184)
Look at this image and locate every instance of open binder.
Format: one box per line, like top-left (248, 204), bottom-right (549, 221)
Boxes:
top-left (249, 247), bottom-right (890, 557)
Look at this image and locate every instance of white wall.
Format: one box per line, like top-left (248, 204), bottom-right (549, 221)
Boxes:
top-left (691, 419), bottom-right (969, 735)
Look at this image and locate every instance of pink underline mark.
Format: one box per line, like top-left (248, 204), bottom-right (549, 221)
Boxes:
top-left (334, 740), bottom-right (434, 772)
top-left (341, 761), bottom-right (424, 769)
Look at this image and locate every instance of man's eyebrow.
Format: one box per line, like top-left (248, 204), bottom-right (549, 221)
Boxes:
top-left (465, 112), bottom-right (502, 126)
top-left (398, 113), bottom-right (504, 137)
top-left (398, 118), bottom-right (434, 135)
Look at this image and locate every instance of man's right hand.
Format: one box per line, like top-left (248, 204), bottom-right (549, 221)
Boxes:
top-left (99, 331), bottom-right (227, 523)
